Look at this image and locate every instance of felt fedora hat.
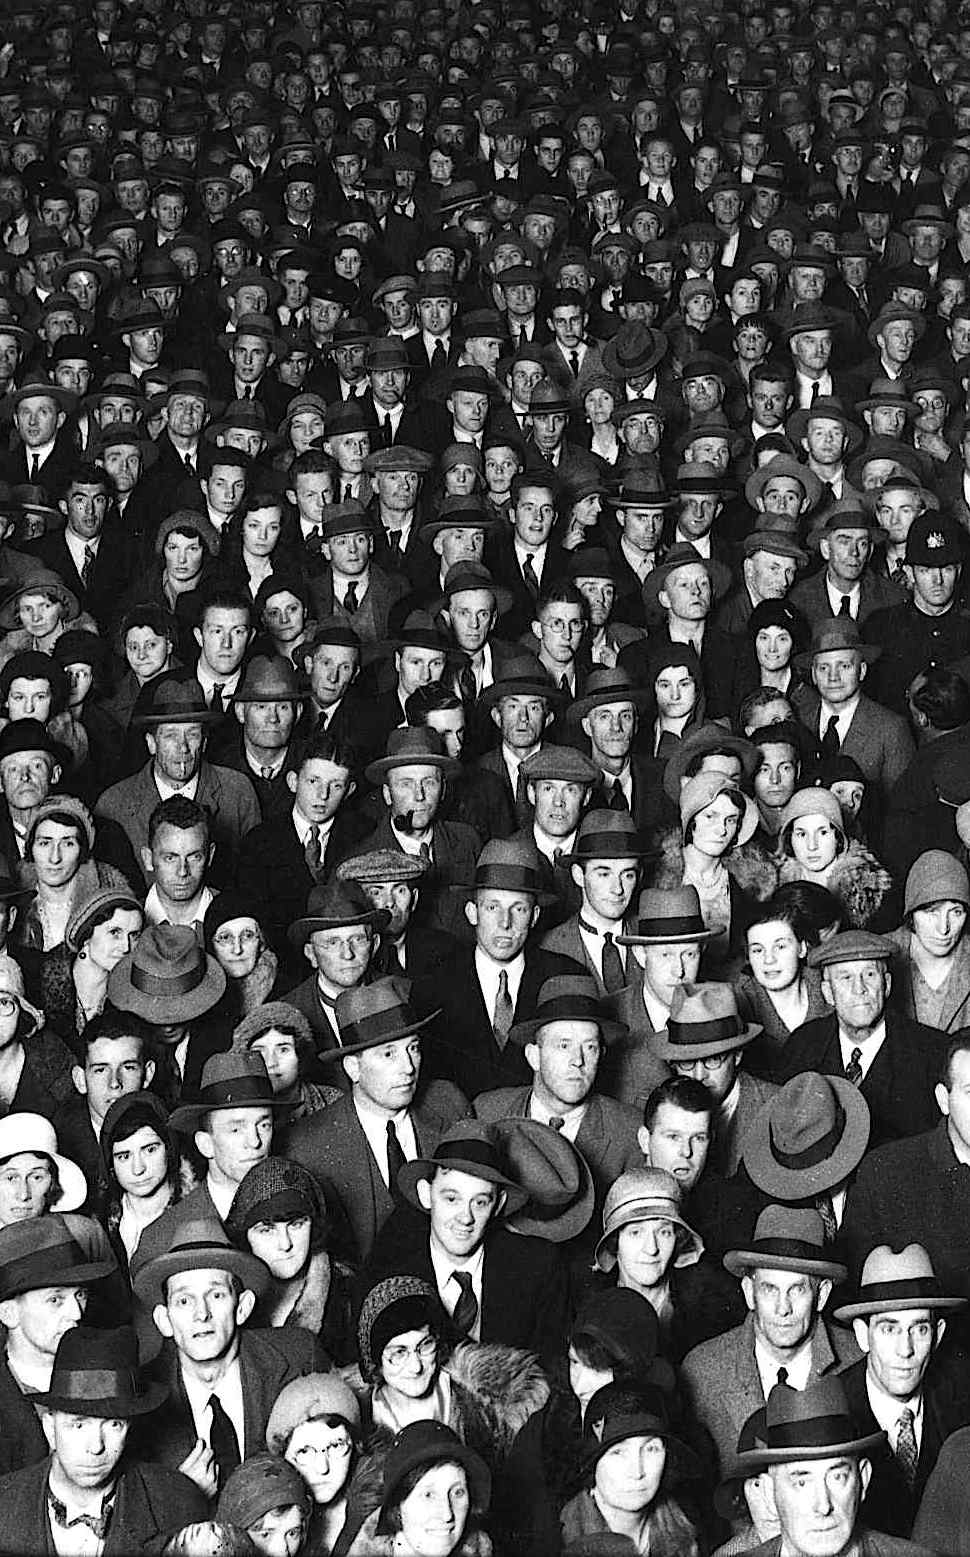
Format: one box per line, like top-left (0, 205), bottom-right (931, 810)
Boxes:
top-left (0, 1212), bottom-right (114, 1301)
top-left (398, 1122), bottom-right (529, 1215)
top-left (319, 975), bottom-right (440, 1062)
top-left (131, 1211), bottom-right (268, 1310)
top-left (491, 1117), bottom-right (596, 1242)
top-left (477, 654), bottom-right (565, 711)
top-left (595, 1168), bottom-right (703, 1273)
top-left (833, 1243), bottom-right (966, 1321)
top-left (794, 615), bottom-right (881, 671)
top-left (559, 809), bottom-right (649, 865)
top-left (34, 1326), bottom-right (167, 1418)
top-left (566, 666), bottom-right (651, 723)
top-left (108, 924), bottom-right (226, 1024)
top-left (231, 653), bottom-right (307, 704)
top-left (132, 673), bottom-right (224, 727)
top-left (364, 726), bottom-right (461, 785)
top-left (432, 560), bottom-right (514, 617)
top-left (601, 321), bottom-right (668, 380)
top-left (655, 981), bottom-right (761, 1062)
top-left (454, 837), bottom-right (557, 904)
top-left (509, 974), bottom-right (628, 1046)
top-left (662, 723), bottom-right (760, 802)
top-left (641, 543), bottom-right (732, 613)
top-left (744, 455), bottom-right (824, 512)
top-left (724, 1205), bottom-right (847, 1282)
top-left (742, 1070), bottom-right (871, 1199)
top-left (288, 879), bottom-right (390, 949)
top-left (168, 1050), bottom-right (286, 1133)
top-left (740, 1376), bottom-right (885, 1466)
top-left (617, 887), bottom-right (718, 946)
top-left (787, 396), bottom-right (864, 452)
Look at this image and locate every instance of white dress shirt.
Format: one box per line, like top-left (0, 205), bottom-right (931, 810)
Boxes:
top-left (354, 1093), bottom-right (417, 1187)
top-left (825, 578), bottom-right (861, 619)
top-left (795, 368), bottom-right (833, 408)
top-left (429, 1238), bottom-right (484, 1342)
top-left (182, 1354), bottom-right (247, 1456)
top-left (838, 1019), bottom-right (887, 1078)
top-left (144, 884), bottom-right (214, 929)
top-left (577, 904), bottom-right (628, 983)
top-left (153, 770), bottom-right (200, 802)
top-left (475, 948), bottom-right (525, 1021)
top-left (754, 1335), bottom-right (814, 1397)
top-left (818, 692), bottom-right (860, 746)
top-left (867, 1371), bottom-right (924, 1453)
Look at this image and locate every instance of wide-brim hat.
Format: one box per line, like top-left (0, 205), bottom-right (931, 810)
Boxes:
top-left (491, 1117), bottom-right (595, 1242)
top-left (743, 1071), bottom-right (871, 1199)
top-left (738, 1377), bottom-right (885, 1466)
top-left (787, 398), bottom-right (864, 453)
top-left (595, 1167), bottom-right (704, 1273)
top-left (641, 545), bottom-right (732, 612)
top-left (231, 653), bottom-right (307, 704)
top-left (566, 667), bottom-right (651, 722)
top-left (0, 1113), bottom-right (87, 1212)
top-left (398, 1123), bottom-right (530, 1216)
top-left (866, 306), bottom-right (926, 347)
top-left (318, 975), bottom-right (441, 1062)
top-left (0, 1212), bottom-right (115, 1301)
top-left (833, 1242), bottom-right (966, 1321)
top-left (131, 1210), bottom-right (269, 1310)
top-left (743, 456), bottom-right (824, 513)
top-left (724, 1206), bottom-right (847, 1282)
top-left (616, 887), bottom-right (719, 946)
top-left (509, 974), bottom-right (628, 1046)
top-left (364, 726), bottom-right (462, 785)
top-left (662, 724), bottom-right (759, 803)
top-left (9, 378), bottom-right (77, 414)
top-left (133, 673), bottom-right (224, 727)
top-left (168, 1051), bottom-right (288, 1133)
top-left (33, 1325), bottom-right (167, 1418)
top-left (601, 322), bottom-right (667, 381)
top-left (108, 924), bottom-right (227, 1024)
top-left (655, 980), bottom-right (761, 1062)
top-left (0, 569), bottom-right (79, 630)
top-left (477, 655), bottom-right (565, 712)
top-left (288, 880), bottom-right (390, 949)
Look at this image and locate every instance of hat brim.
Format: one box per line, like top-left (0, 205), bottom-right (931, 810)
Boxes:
top-left (433, 581), bottom-right (515, 617)
top-left (508, 1012), bottom-right (628, 1046)
top-left (662, 733), bottom-right (759, 803)
top-left (742, 1074), bottom-right (870, 1198)
top-left (793, 640), bottom-right (881, 671)
top-left (168, 1092), bottom-right (290, 1133)
top-left (398, 1154), bottom-right (530, 1216)
top-left (595, 1210), bottom-right (703, 1273)
top-left (642, 555), bottom-right (732, 611)
top-left (654, 1022), bottom-right (761, 1061)
top-left (615, 925), bottom-right (719, 946)
top-left (108, 958), bottom-right (227, 1023)
top-left (724, 1249), bottom-right (847, 1281)
top-left (364, 752), bottom-right (463, 784)
top-left (833, 1292), bottom-right (967, 1321)
top-left (0, 1252), bottom-right (115, 1301)
top-left (288, 905), bottom-right (390, 949)
top-left (134, 706), bottom-right (224, 727)
top-left (34, 1380), bottom-right (169, 1417)
top-left (738, 1430), bottom-right (886, 1467)
top-left (315, 1006), bottom-right (441, 1063)
top-left (566, 688), bottom-right (652, 722)
top-left (131, 1243), bottom-right (269, 1310)
top-left (478, 679), bottom-right (567, 712)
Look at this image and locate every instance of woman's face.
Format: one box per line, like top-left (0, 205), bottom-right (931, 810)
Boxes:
top-left (654, 666), bottom-right (696, 720)
top-left (755, 626), bottom-right (793, 671)
top-left (125, 626), bottom-right (171, 683)
top-left (111, 1123), bottom-right (168, 1198)
top-left (247, 1214), bottom-right (312, 1281)
top-left (584, 386), bottom-right (615, 425)
top-left (616, 1217), bottom-right (678, 1291)
top-left (567, 1345), bottom-right (613, 1413)
top-left (912, 899), bottom-right (968, 958)
top-left (18, 591), bottom-right (63, 640)
top-left (163, 531), bottom-right (205, 583)
top-left (396, 1462), bottom-right (470, 1557)
top-left (211, 916), bottom-right (262, 979)
top-left (594, 1434), bottom-right (666, 1514)
top-left (380, 1324), bottom-right (439, 1399)
top-left (85, 907), bottom-right (143, 973)
top-left (31, 819), bottom-right (83, 887)
top-left (243, 506), bottom-right (282, 557)
top-left (789, 815), bottom-right (839, 873)
top-left (248, 1505), bottom-right (306, 1557)
top-left (690, 794), bottom-right (742, 857)
top-left (250, 1029), bottom-right (300, 1096)
top-left (6, 675), bottom-right (52, 722)
top-left (746, 919), bottom-right (805, 992)
top-left (0, 1150), bottom-right (52, 1225)
top-left (285, 1419), bottom-right (354, 1505)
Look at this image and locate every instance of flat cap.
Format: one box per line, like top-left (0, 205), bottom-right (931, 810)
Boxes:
top-left (807, 931), bottom-right (893, 968)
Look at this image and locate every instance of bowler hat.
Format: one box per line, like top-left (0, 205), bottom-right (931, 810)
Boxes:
top-left (34, 1326), bottom-right (167, 1418)
top-left (742, 1070), bottom-right (871, 1199)
top-left (168, 1050), bottom-right (285, 1133)
top-left (655, 981), bottom-right (761, 1062)
top-left (108, 923), bottom-right (226, 1023)
top-left (833, 1243), bottom-right (966, 1321)
top-left (724, 1205), bottom-right (847, 1282)
top-left (318, 975), bottom-right (439, 1062)
top-left (398, 1122), bottom-right (529, 1215)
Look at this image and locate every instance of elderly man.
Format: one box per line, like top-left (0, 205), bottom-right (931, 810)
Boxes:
top-left (833, 1245), bottom-right (970, 1538)
top-left (364, 443), bottom-right (435, 579)
top-left (621, 542), bottom-right (735, 718)
top-left (284, 879), bottom-right (385, 1052)
top-left (778, 931), bottom-right (945, 1148)
top-left (511, 743), bottom-right (599, 924)
top-left (795, 618), bottom-right (915, 805)
top-left (95, 675), bottom-right (260, 885)
top-left (783, 303), bottom-right (841, 408)
top-left (207, 654), bottom-right (305, 820)
top-left (286, 978), bottom-right (470, 1263)
top-left (475, 655), bottom-right (562, 824)
top-left (732, 1375), bottom-right (931, 1557)
top-left (716, 522), bottom-right (808, 637)
top-left (540, 810), bottom-right (645, 997)
top-left (565, 667), bottom-right (658, 832)
top-left (681, 1206), bottom-right (858, 1473)
top-left (867, 513), bottom-right (970, 715)
top-left (791, 508), bottom-right (904, 629)
top-left (337, 848), bottom-right (456, 982)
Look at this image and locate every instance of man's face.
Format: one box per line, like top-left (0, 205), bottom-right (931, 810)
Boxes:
top-left (791, 330), bottom-right (832, 375)
top-left (494, 694), bottom-right (547, 752)
top-left (582, 700), bottom-right (636, 764)
top-left (203, 464), bottom-right (246, 518)
top-left (448, 588), bottom-right (495, 653)
top-left (383, 764), bottom-right (443, 833)
top-left (859, 1308), bottom-right (940, 1400)
top-left (769, 1457), bottom-right (867, 1557)
top-left (822, 958), bottom-right (889, 1031)
top-left (323, 529), bottom-right (372, 577)
top-left (307, 642), bottom-right (358, 707)
top-left (912, 563), bottom-right (959, 612)
top-left (290, 758), bottom-right (353, 825)
top-left (747, 548), bottom-right (797, 602)
top-left (157, 1268), bottom-right (248, 1363)
top-left (467, 888), bottom-right (537, 960)
top-left (744, 1268), bottom-right (827, 1353)
top-left (812, 648), bottom-right (865, 706)
top-left (362, 879), bottom-right (418, 939)
top-left (641, 1100), bottom-right (710, 1190)
top-left (449, 389), bottom-right (489, 436)
top-left (149, 822), bottom-right (210, 904)
top-left (754, 742), bottom-right (799, 812)
top-left (527, 1019), bottom-right (600, 1107)
top-left (820, 530), bottom-right (871, 584)
top-left (422, 1167), bottom-right (501, 1258)
top-left (15, 395), bottom-right (62, 449)
top-left (231, 334), bottom-right (271, 383)
top-left (533, 600), bottom-right (584, 665)
top-left (0, 750), bottom-right (54, 811)
top-left (513, 487), bottom-right (556, 548)
top-left (78, 1034), bottom-right (151, 1122)
top-left (529, 777), bottom-right (587, 838)
top-left (576, 859), bottom-right (639, 923)
top-left (305, 925), bottom-right (373, 987)
top-left (44, 1413), bottom-right (129, 1493)
top-left (396, 647), bottom-right (446, 698)
top-left (166, 392), bottom-right (206, 439)
top-left (345, 1034), bottom-right (421, 1111)
top-left (9, 1285), bottom-right (87, 1358)
top-left (878, 320), bottom-right (916, 365)
top-left (195, 606), bottom-right (251, 678)
top-left (146, 722), bottom-right (205, 786)
top-left (198, 1106), bottom-right (273, 1184)
top-left (661, 563), bottom-right (712, 621)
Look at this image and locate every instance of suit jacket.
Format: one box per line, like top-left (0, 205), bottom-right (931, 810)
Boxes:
top-left (745, 1535), bottom-right (933, 1557)
top-left (141, 1327), bottom-right (324, 1472)
top-left (539, 914), bottom-right (636, 1000)
top-left (420, 945), bottom-right (585, 1099)
top-left (713, 1071), bottom-right (781, 1178)
top-left (586, 753), bottom-right (675, 839)
top-left (96, 759), bottom-right (260, 886)
top-left (840, 1355), bottom-right (970, 1537)
top-left (912, 1422), bottom-right (970, 1554)
top-left (306, 563), bottom-right (408, 646)
top-left (0, 1456), bottom-right (207, 1556)
top-left (681, 1310), bottom-right (861, 1472)
top-left (789, 567), bottom-right (906, 632)
top-left (348, 813), bottom-right (480, 943)
top-left (491, 531), bottom-right (570, 639)
top-left (472, 1084), bottom-right (641, 1215)
top-left (598, 976), bottom-right (671, 1111)
top-left (25, 527), bottom-right (136, 632)
top-left (360, 1209), bottom-right (569, 1367)
top-left (235, 806), bottom-right (372, 969)
top-left (286, 1082), bottom-right (471, 1263)
top-left (0, 1352), bottom-right (49, 1477)
top-left (796, 691), bottom-right (916, 806)
top-left (779, 1011), bottom-right (946, 1149)
top-left (1, 432), bottom-right (77, 499)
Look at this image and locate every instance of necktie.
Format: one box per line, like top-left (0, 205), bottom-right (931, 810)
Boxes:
top-left (815, 1194), bottom-right (838, 1241)
top-left (458, 664), bottom-right (476, 706)
top-left (845, 1047), bottom-right (864, 1085)
top-left (522, 553), bottom-right (540, 599)
top-left (895, 1408), bottom-right (918, 1487)
top-left (431, 339), bottom-right (446, 369)
top-left (777, 1367), bottom-right (789, 1386)
top-left (29, 452), bottom-right (39, 479)
top-left (601, 931), bottom-right (626, 994)
top-left (548, 1115), bottom-right (565, 1131)
top-left (385, 1119), bottom-right (406, 1188)
top-left (492, 968), bottom-right (514, 1047)
top-left (344, 582), bottom-right (359, 613)
top-left (81, 543), bottom-right (96, 588)
top-left (342, 481), bottom-right (354, 501)
top-left (608, 781), bottom-right (629, 812)
top-left (304, 823), bottom-right (323, 878)
top-left (244, 383), bottom-right (254, 399)
top-left (451, 1269), bottom-right (478, 1335)
top-left (208, 1393), bottom-right (241, 1488)
top-left (211, 682), bottom-right (226, 713)
top-left (48, 1494), bottom-right (113, 1539)
top-left (385, 528), bottom-right (401, 553)
top-left (514, 765), bottom-right (530, 811)
top-left (570, 350), bottom-right (580, 377)
top-left (653, 187), bottom-right (668, 207)
top-left (183, 454), bottom-right (195, 473)
top-left (821, 714), bottom-right (840, 757)
top-left (839, 594), bottom-right (852, 616)
top-left (810, 379), bottom-right (820, 402)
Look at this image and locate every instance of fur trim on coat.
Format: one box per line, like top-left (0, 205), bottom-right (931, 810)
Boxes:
top-left (345, 1506), bottom-right (492, 1557)
top-left (777, 839), bottom-right (892, 929)
top-left (648, 828), bottom-right (779, 903)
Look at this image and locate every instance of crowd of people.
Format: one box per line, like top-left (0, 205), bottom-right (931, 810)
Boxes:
top-left (2, 0), bottom-right (970, 1552)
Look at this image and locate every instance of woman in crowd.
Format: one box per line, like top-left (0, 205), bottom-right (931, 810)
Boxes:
top-left (231, 1002), bottom-right (338, 1122)
top-left (203, 892), bottom-right (281, 1034)
top-left (41, 884), bottom-right (143, 1051)
top-left (226, 1156), bottom-right (353, 1359)
top-left (736, 897), bottom-right (830, 1080)
top-left (0, 567), bottom-right (97, 671)
top-left (99, 1090), bottom-right (179, 1269)
top-left (0, 1108), bottom-right (87, 1229)
top-left (345, 1421), bottom-right (492, 1557)
top-left (51, 630), bottom-right (125, 801)
top-left (218, 1454), bottom-right (312, 1557)
top-left (252, 575), bottom-right (317, 666)
top-left (265, 1374), bottom-right (363, 1556)
top-left (578, 371), bottom-right (621, 464)
top-left (886, 850), bottom-right (970, 1032)
top-left (103, 605), bottom-right (179, 737)
top-left (776, 787), bottom-right (893, 929)
top-left (0, 951), bottom-right (76, 1114)
top-left (734, 598), bottom-right (810, 707)
top-left (12, 796), bottom-right (131, 956)
top-left (221, 492), bottom-right (303, 602)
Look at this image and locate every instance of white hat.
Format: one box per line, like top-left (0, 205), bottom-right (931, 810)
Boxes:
top-left (0, 1112), bottom-right (87, 1211)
